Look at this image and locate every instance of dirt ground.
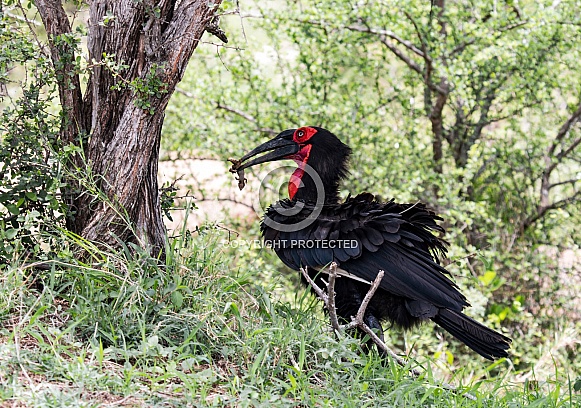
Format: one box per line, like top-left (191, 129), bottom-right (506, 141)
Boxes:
top-left (158, 158), bottom-right (257, 232)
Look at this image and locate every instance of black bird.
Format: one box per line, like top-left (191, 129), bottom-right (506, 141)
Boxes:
top-left (231, 126), bottom-right (511, 360)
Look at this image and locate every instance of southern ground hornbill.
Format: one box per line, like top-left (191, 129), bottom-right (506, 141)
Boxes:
top-left (229, 126), bottom-right (511, 360)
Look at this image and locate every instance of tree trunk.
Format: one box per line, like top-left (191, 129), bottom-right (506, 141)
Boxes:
top-left (36, 0), bottom-right (222, 257)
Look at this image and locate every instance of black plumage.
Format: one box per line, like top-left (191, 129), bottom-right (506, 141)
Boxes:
top-left (232, 126), bottom-right (511, 360)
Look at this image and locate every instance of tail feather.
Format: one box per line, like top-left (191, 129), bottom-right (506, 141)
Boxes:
top-left (432, 308), bottom-right (511, 360)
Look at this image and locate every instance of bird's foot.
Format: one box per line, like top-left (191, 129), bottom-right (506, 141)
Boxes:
top-left (300, 263), bottom-right (420, 377)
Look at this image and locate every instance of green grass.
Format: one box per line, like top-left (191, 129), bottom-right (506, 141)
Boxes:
top-left (0, 229), bottom-right (579, 407)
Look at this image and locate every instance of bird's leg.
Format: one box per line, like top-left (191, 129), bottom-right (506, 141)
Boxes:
top-left (299, 265), bottom-right (476, 399)
top-left (364, 314), bottom-right (387, 358)
top-left (300, 266), bottom-right (421, 376)
top-left (343, 270), bottom-right (421, 376)
top-left (352, 281), bottom-right (476, 398)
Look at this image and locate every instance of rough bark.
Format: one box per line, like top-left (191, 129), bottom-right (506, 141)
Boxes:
top-left (35, 0), bottom-right (222, 257)
top-left (35, 0), bottom-right (91, 231)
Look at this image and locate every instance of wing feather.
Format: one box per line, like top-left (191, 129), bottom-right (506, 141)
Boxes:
top-left (261, 193), bottom-right (459, 308)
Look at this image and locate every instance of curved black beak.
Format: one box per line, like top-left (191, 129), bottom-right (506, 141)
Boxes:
top-left (232, 129), bottom-right (299, 171)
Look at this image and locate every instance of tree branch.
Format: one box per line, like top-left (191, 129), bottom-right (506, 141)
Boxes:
top-left (35, 0), bottom-right (89, 146)
top-left (300, 265), bottom-right (417, 371)
top-left (471, 153), bottom-right (499, 184)
top-left (377, 37), bottom-right (423, 75)
top-left (175, 87), bottom-right (277, 134)
top-left (449, 21), bottom-right (528, 57)
top-left (523, 101), bottom-right (581, 231)
top-left (162, 0), bottom-right (222, 84)
top-left (549, 178), bottom-right (580, 189)
top-left (452, 82), bottom-right (504, 168)
top-left (303, 266), bottom-right (476, 400)
top-left (344, 22), bottom-right (425, 58)
top-left (290, 18), bottom-right (425, 58)
top-left (522, 190), bottom-right (581, 231)
top-left (300, 266), bottom-right (329, 303)
top-left (429, 79), bottom-right (449, 174)
top-left (291, 17), bottom-right (423, 79)
top-left (556, 134), bottom-right (581, 163)
top-left (326, 263), bottom-right (341, 332)
top-left (289, 17), bottom-right (448, 95)
top-left (403, 11), bottom-right (431, 62)
top-left (423, 1), bottom-right (450, 177)
top-left (197, 197), bottom-right (256, 212)
top-left (547, 102), bottom-right (581, 160)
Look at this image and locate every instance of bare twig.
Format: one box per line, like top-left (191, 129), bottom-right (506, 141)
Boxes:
top-left (341, 270), bottom-right (417, 373)
top-left (556, 135), bottom-right (581, 163)
top-left (301, 264), bottom-right (476, 399)
top-left (197, 197), bottom-right (256, 212)
top-left (344, 23), bottom-right (425, 58)
top-left (306, 17), bottom-right (431, 92)
top-left (547, 102), bottom-right (581, 162)
top-left (217, 102), bottom-right (258, 123)
top-left (403, 11), bottom-right (430, 62)
top-left (300, 266), bottom-right (328, 303)
top-left (465, 259), bottom-right (478, 279)
top-left (287, 18), bottom-right (425, 58)
top-left (174, 87), bottom-right (277, 135)
top-left (523, 101), bottom-right (581, 231)
top-left (549, 178), bottom-right (580, 189)
top-left (351, 269), bottom-right (384, 330)
top-left (202, 41), bottom-right (244, 50)
top-left (378, 37), bottom-right (424, 76)
top-left (314, 266), bottom-right (372, 285)
top-left (13, 2), bottom-right (47, 54)
top-left (547, 103), bottom-right (581, 162)
top-left (326, 263), bottom-right (341, 332)
top-left (449, 21), bottom-right (528, 57)
top-left (215, 223), bottom-right (241, 239)
top-left (301, 265), bottom-right (414, 371)
top-left (205, 15), bottom-right (228, 43)
top-left (4, 9), bottom-right (41, 26)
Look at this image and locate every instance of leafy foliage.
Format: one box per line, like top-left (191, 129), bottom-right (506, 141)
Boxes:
top-left (0, 0), bottom-right (580, 405)
top-left (110, 62), bottom-right (169, 115)
top-left (163, 0), bottom-right (581, 376)
top-left (0, 10), bottom-right (67, 264)
top-left (1, 230), bottom-right (579, 406)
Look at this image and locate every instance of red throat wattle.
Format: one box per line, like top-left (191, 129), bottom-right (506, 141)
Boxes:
top-left (288, 144), bottom-right (312, 199)
top-left (287, 127), bottom-right (317, 199)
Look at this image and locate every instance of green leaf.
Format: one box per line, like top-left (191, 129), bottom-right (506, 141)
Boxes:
top-left (6, 204), bottom-right (19, 215)
top-left (25, 191), bottom-right (37, 201)
top-left (170, 290), bottom-right (183, 309)
top-left (147, 335), bottom-right (159, 347)
top-left (29, 305), bottom-right (48, 325)
top-left (574, 377), bottom-right (581, 392)
top-left (479, 270), bottom-right (496, 286)
top-left (5, 228), bottom-right (18, 240)
top-left (446, 350), bottom-right (454, 365)
top-left (497, 306), bottom-right (510, 322)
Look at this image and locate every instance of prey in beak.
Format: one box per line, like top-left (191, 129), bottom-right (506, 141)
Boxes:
top-left (229, 129), bottom-right (299, 190)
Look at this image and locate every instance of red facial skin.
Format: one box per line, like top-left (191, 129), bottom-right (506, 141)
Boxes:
top-left (292, 126), bottom-right (317, 144)
top-left (287, 127), bottom-right (317, 199)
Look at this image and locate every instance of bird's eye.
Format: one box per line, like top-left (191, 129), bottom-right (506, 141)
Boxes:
top-left (297, 130), bottom-right (305, 138)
